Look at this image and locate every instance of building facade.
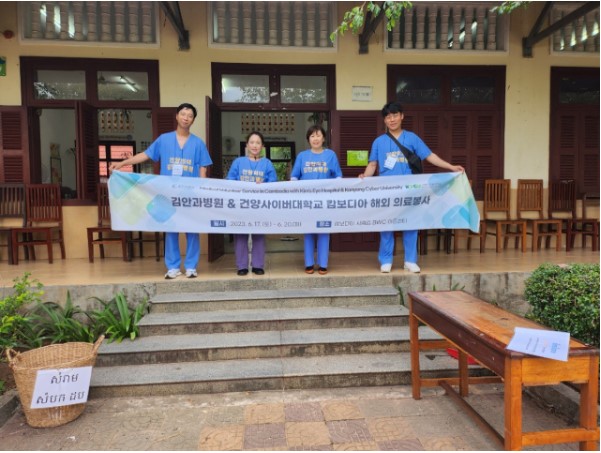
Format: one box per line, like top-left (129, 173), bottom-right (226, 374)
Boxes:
top-left (0, 1), bottom-right (598, 260)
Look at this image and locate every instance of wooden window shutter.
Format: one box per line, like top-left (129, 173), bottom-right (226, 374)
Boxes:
top-left (0, 107), bottom-right (30, 183)
top-left (582, 111), bottom-right (600, 194)
top-left (76, 102), bottom-right (99, 200)
top-left (154, 108), bottom-right (177, 138)
top-left (331, 111), bottom-right (382, 177)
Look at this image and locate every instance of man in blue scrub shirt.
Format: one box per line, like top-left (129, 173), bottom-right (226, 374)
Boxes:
top-left (360, 101), bottom-right (464, 274)
top-left (109, 103), bottom-right (213, 279)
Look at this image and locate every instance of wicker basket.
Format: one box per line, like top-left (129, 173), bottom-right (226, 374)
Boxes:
top-left (6, 335), bottom-right (104, 428)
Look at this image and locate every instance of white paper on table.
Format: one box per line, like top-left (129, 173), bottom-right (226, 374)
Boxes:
top-left (506, 327), bottom-right (570, 362)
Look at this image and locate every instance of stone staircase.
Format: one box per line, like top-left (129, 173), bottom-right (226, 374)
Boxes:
top-left (90, 283), bottom-right (468, 397)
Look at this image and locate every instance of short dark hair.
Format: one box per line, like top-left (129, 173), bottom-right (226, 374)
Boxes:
top-left (381, 101), bottom-right (403, 117)
top-left (246, 130), bottom-right (265, 144)
top-left (177, 103), bottom-right (197, 118)
top-left (306, 124), bottom-right (327, 142)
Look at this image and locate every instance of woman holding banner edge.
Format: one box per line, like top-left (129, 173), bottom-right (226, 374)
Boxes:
top-left (227, 131), bottom-right (277, 276)
top-left (291, 124), bottom-right (343, 275)
top-left (359, 101), bottom-right (464, 274)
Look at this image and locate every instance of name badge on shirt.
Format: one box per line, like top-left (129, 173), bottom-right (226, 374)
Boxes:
top-left (384, 155), bottom-right (397, 170)
top-left (172, 164), bottom-right (184, 176)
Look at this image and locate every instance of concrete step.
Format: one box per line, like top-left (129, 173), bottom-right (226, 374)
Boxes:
top-left (149, 286), bottom-right (400, 313)
top-left (96, 325), bottom-right (440, 366)
top-left (90, 351), bottom-right (485, 397)
top-left (154, 275), bottom-right (399, 295)
top-left (138, 305), bottom-right (408, 336)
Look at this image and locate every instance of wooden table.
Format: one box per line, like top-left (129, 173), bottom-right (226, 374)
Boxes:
top-left (408, 290), bottom-right (600, 450)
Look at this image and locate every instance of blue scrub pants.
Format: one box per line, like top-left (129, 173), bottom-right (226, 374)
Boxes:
top-left (164, 232), bottom-right (200, 271)
top-left (304, 233), bottom-right (330, 268)
top-left (378, 230), bottom-right (418, 266)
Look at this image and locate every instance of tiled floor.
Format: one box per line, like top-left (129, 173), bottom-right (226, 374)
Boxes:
top-left (0, 242), bottom-right (598, 287)
top-left (0, 385), bottom-right (584, 451)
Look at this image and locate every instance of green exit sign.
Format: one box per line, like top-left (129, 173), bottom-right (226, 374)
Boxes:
top-left (346, 150), bottom-right (368, 167)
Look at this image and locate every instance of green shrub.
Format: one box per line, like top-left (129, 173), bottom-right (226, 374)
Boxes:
top-left (30, 292), bottom-right (98, 344)
top-left (0, 273), bottom-right (45, 354)
top-left (90, 292), bottom-right (148, 343)
top-left (524, 263), bottom-right (600, 347)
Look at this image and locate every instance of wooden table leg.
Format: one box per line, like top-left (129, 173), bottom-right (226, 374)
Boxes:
top-left (579, 356), bottom-right (599, 450)
top-left (409, 298), bottom-right (421, 400)
top-left (504, 357), bottom-right (523, 450)
top-left (458, 350), bottom-right (469, 397)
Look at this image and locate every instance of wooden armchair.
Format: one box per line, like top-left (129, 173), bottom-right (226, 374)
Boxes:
top-left (0, 184), bottom-right (26, 264)
top-left (10, 184), bottom-right (66, 264)
top-left (516, 179), bottom-right (562, 251)
top-left (483, 179), bottom-right (527, 253)
top-left (87, 183), bottom-right (129, 262)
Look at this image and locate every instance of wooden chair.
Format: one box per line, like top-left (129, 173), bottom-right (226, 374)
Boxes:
top-left (483, 179), bottom-right (527, 253)
top-left (418, 229), bottom-right (452, 255)
top-left (0, 184), bottom-right (26, 264)
top-left (11, 184), bottom-right (66, 265)
top-left (126, 231), bottom-right (163, 262)
top-left (516, 179), bottom-right (562, 251)
top-left (547, 179), bottom-right (577, 248)
top-left (567, 192), bottom-right (599, 251)
top-left (452, 180), bottom-right (486, 253)
top-left (87, 183), bottom-right (129, 262)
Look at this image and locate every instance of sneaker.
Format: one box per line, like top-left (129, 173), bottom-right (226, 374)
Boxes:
top-left (237, 269), bottom-right (249, 276)
top-left (404, 262), bottom-right (421, 273)
top-left (305, 266), bottom-right (315, 274)
top-left (380, 263), bottom-right (392, 273)
top-left (165, 269), bottom-right (182, 279)
top-left (252, 268), bottom-right (265, 275)
top-left (185, 269), bottom-right (197, 278)
top-left (318, 267), bottom-right (328, 275)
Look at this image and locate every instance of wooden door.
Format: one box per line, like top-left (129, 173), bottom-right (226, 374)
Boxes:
top-left (329, 110), bottom-right (383, 252)
top-left (206, 96), bottom-right (225, 262)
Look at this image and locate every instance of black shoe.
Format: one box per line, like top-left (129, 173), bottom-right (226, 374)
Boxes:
top-left (237, 269), bottom-right (249, 276)
top-left (318, 267), bottom-right (328, 275)
top-left (252, 268), bottom-right (265, 275)
top-left (305, 266), bottom-right (314, 274)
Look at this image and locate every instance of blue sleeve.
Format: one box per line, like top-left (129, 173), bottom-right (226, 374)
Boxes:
top-left (265, 161), bottom-right (278, 183)
top-left (226, 158), bottom-right (240, 180)
top-left (329, 150), bottom-right (343, 178)
top-left (290, 153), bottom-right (303, 180)
top-left (144, 134), bottom-right (165, 162)
top-left (197, 138), bottom-right (213, 168)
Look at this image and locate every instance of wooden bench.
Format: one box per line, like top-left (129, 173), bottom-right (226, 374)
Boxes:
top-left (408, 290), bottom-right (599, 451)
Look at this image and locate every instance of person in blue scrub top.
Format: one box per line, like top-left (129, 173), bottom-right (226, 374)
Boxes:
top-left (290, 125), bottom-right (342, 275)
top-left (227, 131), bottom-right (277, 276)
top-left (109, 103), bottom-right (213, 280)
top-left (360, 101), bottom-right (464, 274)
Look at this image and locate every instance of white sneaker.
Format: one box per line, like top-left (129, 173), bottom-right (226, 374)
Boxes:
top-left (165, 269), bottom-right (182, 279)
top-left (380, 263), bottom-right (392, 273)
top-left (404, 262), bottom-right (421, 273)
top-left (185, 269), bottom-right (197, 278)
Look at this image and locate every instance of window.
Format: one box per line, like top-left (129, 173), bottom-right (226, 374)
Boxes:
top-left (34, 70), bottom-right (86, 100)
top-left (99, 142), bottom-right (135, 183)
top-left (210, 2), bottom-right (335, 49)
top-left (19, 2), bottom-right (159, 46)
top-left (386, 3), bottom-right (508, 52)
top-left (18, 57), bottom-right (159, 203)
top-left (213, 63), bottom-right (335, 111)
